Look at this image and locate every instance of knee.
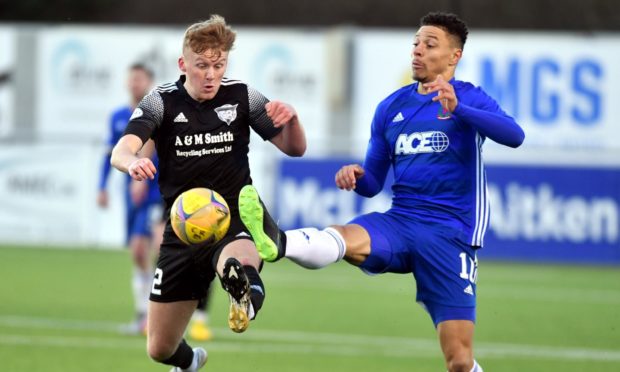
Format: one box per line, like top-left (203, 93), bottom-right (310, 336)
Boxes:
top-left (331, 225), bottom-right (370, 265)
top-left (147, 340), bottom-right (176, 362)
top-left (446, 353), bottom-right (474, 372)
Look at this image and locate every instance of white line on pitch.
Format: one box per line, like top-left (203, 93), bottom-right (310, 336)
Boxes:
top-left (0, 315), bottom-right (619, 362)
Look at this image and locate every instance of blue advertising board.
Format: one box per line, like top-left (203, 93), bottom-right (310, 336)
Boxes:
top-left (275, 158), bottom-right (620, 265)
top-left (483, 165), bottom-right (620, 264)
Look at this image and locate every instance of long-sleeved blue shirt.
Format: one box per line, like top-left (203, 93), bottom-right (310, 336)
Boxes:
top-left (355, 79), bottom-right (524, 247)
top-left (99, 106), bottom-right (161, 206)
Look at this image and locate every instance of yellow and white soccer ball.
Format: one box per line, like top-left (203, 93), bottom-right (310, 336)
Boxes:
top-left (170, 187), bottom-right (231, 245)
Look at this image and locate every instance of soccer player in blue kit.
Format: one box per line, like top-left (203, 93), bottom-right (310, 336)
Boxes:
top-left (97, 63), bottom-right (162, 334)
top-left (239, 12), bottom-right (524, 372)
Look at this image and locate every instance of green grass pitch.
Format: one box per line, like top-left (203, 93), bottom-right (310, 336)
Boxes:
top-left (0, 245), bottom-right (619, 371)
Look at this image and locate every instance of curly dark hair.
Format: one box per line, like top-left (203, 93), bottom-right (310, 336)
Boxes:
top-left (420, 12), bottom-right (468, 49)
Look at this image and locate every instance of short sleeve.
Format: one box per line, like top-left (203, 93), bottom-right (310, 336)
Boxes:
top-left (123, 90), bottom-right (164, 143)
top-left (247, 86), bottom-right (282, 141)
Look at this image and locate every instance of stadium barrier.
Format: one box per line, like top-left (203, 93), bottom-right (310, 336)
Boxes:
top-left (275, 158), bottom-right (620, 265)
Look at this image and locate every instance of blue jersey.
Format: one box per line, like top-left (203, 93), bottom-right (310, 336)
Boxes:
top-left (99, 105), bottom-right (161, 205)
top-left (355, 79), bottom-right (524, 247)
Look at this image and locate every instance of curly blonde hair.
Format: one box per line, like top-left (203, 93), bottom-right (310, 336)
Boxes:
top-left (183, 15), bottom-right (236, 56)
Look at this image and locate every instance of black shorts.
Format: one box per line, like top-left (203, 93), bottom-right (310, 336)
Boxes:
top-left (149, 210), bottom-right (252, 303)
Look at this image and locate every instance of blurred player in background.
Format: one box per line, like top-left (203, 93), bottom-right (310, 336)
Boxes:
top-left (111, 15), bottom-right (306, 371)
top-left (97, 63), bottom-right (159, 334)
top-left (98, 64), bottom-right (214, 339)
top-left (239, 12), bottom-right (524, 372)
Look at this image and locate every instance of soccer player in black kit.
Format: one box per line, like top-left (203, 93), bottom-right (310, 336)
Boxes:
top-left (111, 15), bottom-right (306, 371)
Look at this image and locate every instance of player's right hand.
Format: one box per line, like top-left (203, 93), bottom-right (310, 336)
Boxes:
top-left (335, 164), bottom-right (365, 191)
top-left (128, 157), bottom-right (156, 181)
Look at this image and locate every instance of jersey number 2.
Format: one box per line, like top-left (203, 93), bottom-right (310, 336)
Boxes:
top-left (151, 268), bottom-right (163, 295)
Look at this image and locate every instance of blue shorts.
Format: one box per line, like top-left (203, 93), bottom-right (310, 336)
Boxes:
top-left (126, 201), bottom-right (163, 244)
top-left (349, 210), bottom-right (478, 326)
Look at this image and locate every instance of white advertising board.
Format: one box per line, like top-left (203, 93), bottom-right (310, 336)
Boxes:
top-left (37, 26), bottom-right (330, 152)
top-left (0, 143), bottom-right (126, 247)
top-left (0, 26), bottom-right (15, 138)
top-left (37, 26), bottom-right (183, 140)
top-left (227, 28), bottom-right (330, 155)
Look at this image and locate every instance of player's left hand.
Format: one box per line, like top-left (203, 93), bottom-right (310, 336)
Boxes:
top-left (265, 101), bottom-right (298, 128)
top-left (423, 75), bottom-right (458, 113)
top-left (335, 164), bottom-right (365, 191)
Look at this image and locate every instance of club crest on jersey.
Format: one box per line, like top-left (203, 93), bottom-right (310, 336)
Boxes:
top-left (437, 104), bottom-right (451, 120)
top-left (214, 104), bottom-right (238, 125)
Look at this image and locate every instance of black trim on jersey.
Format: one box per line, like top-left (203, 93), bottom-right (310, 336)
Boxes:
top-left (124, 121), bottom-right (153, 143)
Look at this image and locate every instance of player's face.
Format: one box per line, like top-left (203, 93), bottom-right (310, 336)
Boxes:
top-left (179, 48), bottom-right (228, 102)
top-left (411, 26), bottom-right (461, 83)
top-left (127, 69), bottom-right (152, 104)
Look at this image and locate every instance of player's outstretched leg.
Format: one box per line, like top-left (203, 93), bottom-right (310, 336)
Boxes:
top-left (169, 347), bottom-right (208, 372)
top-left (238, 185), bottom-right (285, 262)
top-left (220, 257), bottom-right (254, 333)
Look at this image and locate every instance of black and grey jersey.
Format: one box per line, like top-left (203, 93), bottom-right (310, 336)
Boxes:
top-left (124, 75), bottom-right (281, 214)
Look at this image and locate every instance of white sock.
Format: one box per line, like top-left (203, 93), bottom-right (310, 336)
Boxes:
top-left (471, 360), bottom-right (483, 372)
top-left (284, 227), bottom-right (346, 269)
top-left (132, 268), bottom-right (151, 315)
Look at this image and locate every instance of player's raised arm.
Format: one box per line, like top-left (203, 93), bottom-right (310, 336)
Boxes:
top-left (424, 76), bottom-right (524, 148)
top-left (111, 134), bottom-right (156, 181)
top-left (452, 91), bottom-right (525, 148)
top-left (266, 100), bottom-right (307, 157)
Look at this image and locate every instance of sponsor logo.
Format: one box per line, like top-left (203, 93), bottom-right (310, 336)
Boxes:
top-left (174, 131), bottom-right (235, 158)
top-left (464, 284), bottom-right (474, 296)
top-left (215, 104), bottom-right (238, 125)
top-left (174, 131), bottom-right (234, 147)
top-left (392, 112), bottom-right (405, 122)
top-left (301, 230), bottom-right (310, 242)
top-left (488, 182), bottom-right (619, 244)
top-left (395, 131), bottom-right (449, 155)
top-left (173, 112), bottom-right (188, 123)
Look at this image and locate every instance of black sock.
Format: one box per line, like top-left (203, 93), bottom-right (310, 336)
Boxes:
top-left (196, 297), bottom-right (207, 311)
top-left (243, 265), bottom-right (265, 314)
top-left (161, 339), bottom-right (193, 369)
top-left (278, 229), bottom-right (287, 259)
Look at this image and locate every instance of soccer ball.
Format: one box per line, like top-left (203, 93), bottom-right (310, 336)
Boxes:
top-left (170, 187), bottom-right (231, 245)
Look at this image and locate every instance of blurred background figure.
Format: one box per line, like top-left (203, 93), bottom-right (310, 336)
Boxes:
top-left (97, 63), bottom-right (214, 339)
top-left (97, 63), bottom-right (159, 334)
